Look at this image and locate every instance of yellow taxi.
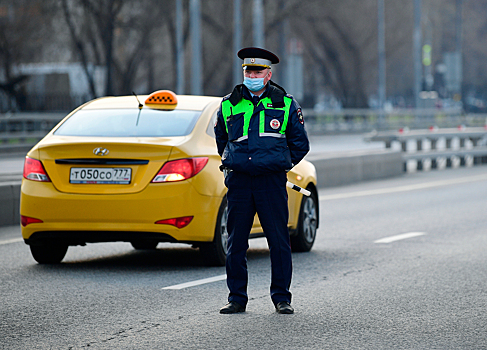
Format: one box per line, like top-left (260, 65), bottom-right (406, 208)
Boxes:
top-left (20, 90), bottom-right (319, 265)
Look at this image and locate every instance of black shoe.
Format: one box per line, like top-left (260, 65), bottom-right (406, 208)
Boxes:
top-left (275, 301), bottom-right (294, 314)
top-left (220, 301), bottom-right (246, 314)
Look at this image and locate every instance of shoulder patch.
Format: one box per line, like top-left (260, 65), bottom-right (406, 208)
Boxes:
top-left (297, 108), bottom-right (304, 125)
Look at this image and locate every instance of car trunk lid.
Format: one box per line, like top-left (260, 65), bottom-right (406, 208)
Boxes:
top-left (39, 136), bottom-right (183, 194)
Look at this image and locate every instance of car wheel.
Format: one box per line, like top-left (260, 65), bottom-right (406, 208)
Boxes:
top-left (131, 240), bottom-right (159, 250)
top-left (291, 189), bottom-right (318, 252)
top-left (200, 195), bottom-right (228, 266)
top-left (30, 244), bottom-right (68, 264)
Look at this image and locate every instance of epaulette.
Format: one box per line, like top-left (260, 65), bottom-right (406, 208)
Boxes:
top-left (222, 92), bottom-right (232, 102)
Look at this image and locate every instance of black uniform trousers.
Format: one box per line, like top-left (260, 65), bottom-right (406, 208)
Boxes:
top-left (225, 170), bottom-right (292, 307)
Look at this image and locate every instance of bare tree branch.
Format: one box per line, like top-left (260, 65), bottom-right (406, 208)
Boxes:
top-left (61, 0), bottom-right (97, 98)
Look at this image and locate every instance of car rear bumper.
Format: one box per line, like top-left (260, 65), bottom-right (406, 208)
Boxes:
top-left (20, 180), bottom-right (222, 244)
top-left (24, 230), bottom-right (178, 246)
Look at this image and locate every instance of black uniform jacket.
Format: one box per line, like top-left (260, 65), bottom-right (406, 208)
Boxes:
top-left (214, 82), bottom-right (309, 176)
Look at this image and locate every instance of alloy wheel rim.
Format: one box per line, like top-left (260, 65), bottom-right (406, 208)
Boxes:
top-left (302, 197), bottom-right (317, 243)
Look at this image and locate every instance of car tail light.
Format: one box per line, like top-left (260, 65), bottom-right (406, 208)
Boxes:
top-left (21, 215), bottom-right (43, 227)
top-left (152, 157), bottom-right (208, 183)
top-left (23, 157), bottom-right (51, 182)
top-left (155, 216), bottom-right (193, 228)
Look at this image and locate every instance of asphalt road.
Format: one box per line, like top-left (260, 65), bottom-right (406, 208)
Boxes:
top-left (1, 166), bottom-right (487, 349)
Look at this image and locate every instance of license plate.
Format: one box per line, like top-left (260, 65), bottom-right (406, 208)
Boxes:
top-left (70, 167), bottom-right (132, 184)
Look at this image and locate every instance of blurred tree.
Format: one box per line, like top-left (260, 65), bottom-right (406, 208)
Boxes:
top-left (462, 0), bottom-right (487, 101)
top-left (4, 0), bottom-right (487, 111)
top-left (195, 0), bottom-right (378, 107)
top-left (60, 0), bottom-right (166, 97)
top-left (61, 0), bottom-right (98, 98)
top-left (0, 0), bottom-right (56, 110)
top-left (290, 0), bottom-right (375, 108)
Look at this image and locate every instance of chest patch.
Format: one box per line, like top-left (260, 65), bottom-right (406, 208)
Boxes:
top-left (270, 119), bottom-right (281, 130)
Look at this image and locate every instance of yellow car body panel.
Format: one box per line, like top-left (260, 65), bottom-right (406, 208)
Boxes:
top-left (20, 93), bottom-right (317, 255)
top-left (20, 179), bottom-right (221, 242)
top-left (39, 139), bottom-right (173, 194)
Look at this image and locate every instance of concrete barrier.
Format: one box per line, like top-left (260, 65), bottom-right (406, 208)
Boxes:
top-left (0, 182), bottom-right (20, 227)
top-left (307, 149), bottom-right (403, 188)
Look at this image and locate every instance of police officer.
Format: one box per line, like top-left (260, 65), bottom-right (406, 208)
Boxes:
top-left (215, 47), bottom-right (309, 314)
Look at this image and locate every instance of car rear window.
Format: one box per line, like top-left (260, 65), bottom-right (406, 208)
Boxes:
top-left (54, 109), bottom-right (201, 137)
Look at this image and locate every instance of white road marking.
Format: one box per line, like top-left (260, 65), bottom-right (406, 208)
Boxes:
top-left (162, 274), bottom-right (227, 290)
top-left (374, 232), bottom-right (426, 244)
top-left (0, 237), bottom-right (23, 246)
top-left (319, 173), bottom-right (487, 201)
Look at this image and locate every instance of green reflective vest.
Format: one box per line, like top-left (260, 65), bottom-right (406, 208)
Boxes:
top-left (221, 95), bottom-right (292, 141)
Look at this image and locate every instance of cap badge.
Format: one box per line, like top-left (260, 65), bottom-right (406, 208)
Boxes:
top-left (270, 119), bottom-right (281, 130)
top-left (250, 58), bottom-right (255, 63)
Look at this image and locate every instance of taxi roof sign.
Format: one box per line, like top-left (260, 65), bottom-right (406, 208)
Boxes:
top-left (145, 90), bottom-right (178, 110)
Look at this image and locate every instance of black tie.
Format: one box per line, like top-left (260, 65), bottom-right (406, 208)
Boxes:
top-left (252, 96), bottom-right (259, 106)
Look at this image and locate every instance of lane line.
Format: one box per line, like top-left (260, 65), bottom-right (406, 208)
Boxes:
top-left (162, 274), bottom-right (227, 290)
top-left (319, 173), bottom-right (487, 201)
top-left (374, 232), bottom-right (426, 244)
top-left (0, 237), bottom-right (23, 246)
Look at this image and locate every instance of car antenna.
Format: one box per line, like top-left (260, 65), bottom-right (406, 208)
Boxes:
top-left (132, 91), bottom-right (143, 126)
top-left (132, 91), bottom-right (143, 109)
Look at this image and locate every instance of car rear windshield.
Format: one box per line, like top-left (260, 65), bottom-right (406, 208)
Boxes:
top-left (54, 109), bottom-right (201, 137)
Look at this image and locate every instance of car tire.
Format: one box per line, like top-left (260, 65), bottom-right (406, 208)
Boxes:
top-left (130, 240), bottom-right (159, 250)
top-left (200, 195), bottom-right (228, 266)
top-left (30, 244), bottom-right (68, 264)
top-left (291, 188), bottom-right (318, 252)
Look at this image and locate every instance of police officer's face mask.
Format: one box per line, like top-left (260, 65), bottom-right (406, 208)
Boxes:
top-left (243, 70), bottom-right (270, 92)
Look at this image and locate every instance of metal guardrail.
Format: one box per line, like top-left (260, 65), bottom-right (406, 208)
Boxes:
top-left (0, 112), bottom-right (63, 132)
top-left (0, 112), bottom-right (65, 154)
top-left (364, 127), bottom-right (487, 149)
top-left (2, 109), bottom-right (486, 135)
top-left (0, 93), bottom-right (91, 113)
top-left (0, 132), bottom-right (46, 152)
top-left (1, 110), bottom-right (487, 155)
top-left (364, 127), bottom-right (487, 171)
top-left (304, 108), bottom-right (487, 133)
top-left (403, 148), bottom-right (487, 171)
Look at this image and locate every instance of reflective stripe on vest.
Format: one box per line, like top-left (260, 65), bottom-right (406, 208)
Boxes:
top-left (258, 96), bottom-right (291, 137)
top-left (222, 96), bottom-right (291, 139)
